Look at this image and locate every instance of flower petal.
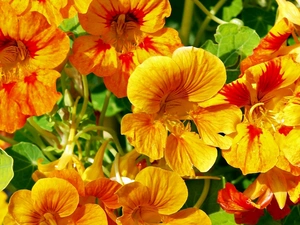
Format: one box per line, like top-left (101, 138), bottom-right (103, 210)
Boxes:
top-left (222, 123), bottom-right (279, 174)
top-left (71, 204), bottom-right (108, 225)
top-left (70, 36), bottom-right (117, 76)
top-left (121, 113), bottom-right (167, 160)
top-left (31, 177), bottom-right (79, 217)
top-left (85, 178), bottom-right (122, 209)
top-left (8, 190), bottom-right (41, 224)
top-left (135, 167), bottom-right (188, 215)
top-left (163, 208), bottom-right (211, 225)
top-left (166, 128), bottom-right (217, 176)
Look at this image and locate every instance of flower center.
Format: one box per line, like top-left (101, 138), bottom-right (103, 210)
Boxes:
top-left (0, 40), bottom-right (28, 66)
top-left (109, 13), bottom-right (141, 53)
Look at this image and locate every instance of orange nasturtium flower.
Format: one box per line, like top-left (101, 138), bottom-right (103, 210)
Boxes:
top-left (219, 55), bottom-right (300, 174)
top-left (121, 46), bottom-right (242, 176)
top-left (0, 4), bottom-right (69, 133)
top-left (6, 0), bottom-right (93, 26)
top-left (116, 167), bottom-right (211, 225)
top-left (69, 0), bottom-right (182, 98)
top-left (6, 177), bottom-right (107, 225)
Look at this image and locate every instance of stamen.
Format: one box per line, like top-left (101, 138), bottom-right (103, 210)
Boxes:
top-left (116, 14), bottom-right (126, 35)
top-left (248, 102), bottom-right (264, 124)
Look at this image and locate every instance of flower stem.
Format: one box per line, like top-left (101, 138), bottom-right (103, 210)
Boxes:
top-left (192, 0), bottom-right (227, 25)
top-left (28, 117), bottom-right (61, 148)
top-left (0, 134), bottom-right (17, 145)
top-left (193, 179), bottom-right (210, 208)
top-left (75, 125), bottom-right (124, 155)
top-left (194, 0), bottom-right (227, 46)
top-left (76, 75), bottom-right (89, 126)
top-left (99, 90), bottom-right (112, 138)
top-left (180, 0), bottom-right (194, 45)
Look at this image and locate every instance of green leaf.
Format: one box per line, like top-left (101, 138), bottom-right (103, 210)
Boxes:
top-left (33, 115), bottom-right (55, 132)
top-left (209, 210), bottom-right (236, 225)
top-left (0, 149), bottom-right (14, 191)
top-left (5, 142), bottom-right (49, 190)
top-left (283, 205), bottom-right (300, 225)
top-left (242, 7), bottom-right (276, 37)
top-left (202, 23), bottom-right (260, 68)
top-left (222, 0), bottom-right (243, 22)
top-left (91, 83), bottom-right (125, 117)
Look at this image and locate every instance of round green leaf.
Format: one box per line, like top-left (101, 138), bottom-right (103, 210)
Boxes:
top-left (0, 149), bottom-right (14, 191)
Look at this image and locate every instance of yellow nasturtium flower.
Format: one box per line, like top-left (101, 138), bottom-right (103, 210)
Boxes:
top-left (116, 167), bottom-right (211, 225)
top-left (122, 46), bottom-right (241, 176)
top-left (6, 178), bottom-right (107, 225)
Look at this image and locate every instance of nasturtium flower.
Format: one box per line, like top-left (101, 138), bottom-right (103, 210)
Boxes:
top-left (6, 177), bottom-right (107, 225)
top-left (116, 167), bottom-right (211, 225)
top-left (0, 4), bottom-right (69, 133)
top-left (69, 0), bottom-right (182, 98)
top-left (220, 55), bottom-right (300, 174)
top-left (0, 191), bottom-right (8, 225)
top-left (122, 46), bottom-right (241, 176)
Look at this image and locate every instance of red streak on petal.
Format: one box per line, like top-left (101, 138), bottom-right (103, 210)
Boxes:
top-left (257, 60), bottom-right (284, 100)
top-left (139, 36), bottom-right (157, 52)
top-left (23, 40), bottom-right (39, 58)
top-left (96, 39), bottom-right (111, 53)
top-left (219, 81), bottom-right (251, 107)
top-left (248, 124), bottom-right (262, 142)
top-left (2, 82), bottom-right (16, 94)
top-left (119, 52), bottom-right (134, 70)
top-left (24, 72), bottom-right (37, 84)
top-left (278, 125), bottom-right (293, 136)
top-left (129, 8), bottom-right (145, 25)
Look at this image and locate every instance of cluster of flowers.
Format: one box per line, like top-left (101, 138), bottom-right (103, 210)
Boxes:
top-left (217, 0), bottom-right (300, 224)
top-left (1, 0), bottom-right (300, 224)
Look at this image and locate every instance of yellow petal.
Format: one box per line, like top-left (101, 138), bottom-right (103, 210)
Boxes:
top-left (71, 204), bottom-right (108, 225)
top-left (166, 129), bottom-right (217, 176)
top-left (163, 208), bottom-right (211, 225)
top-left (135, 167), bottom-right (188, 215)
top-left (31, 177), bottom-right (79, 217)
top-left (8, 190), bottom-right (41, 224)
top-left (223, 123), bottom-right (279, 174)
top-left (190, 104), bottom-right (242, 149)
top-left (121, 113), bottom-right (167, 160)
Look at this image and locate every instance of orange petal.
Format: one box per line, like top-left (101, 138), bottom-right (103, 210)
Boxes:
top-left (85, 178), bottom-right (122, 209)
top-left (121, 113), bottom-right (167, 160)
top-left (31, 177), bottom-right (79, 217)
top-left (11, 70), bottom-right (61, 116)
top-left (166, 129), bottom-right (217, 176)
top-left (223, 123), bottom-right (279, 174)
top-left (240, 18), bottom-right (294, 72)
top-left (163, 208), bottom-right (211, 225)
top-left (191, 104), bottom-right (242, 149)
top-left (71, 204), bottom-right (108, 225)
top-left (69, 36), bottom-right (118, 76)
top-left (0, 83), bottom-right (27, 133)
top-left (7, 0), bottom-right (30, 15)
top-left (135, 167), bottom-right (188, 215)
top-left (18, 12), bottom-right (69, 69)
top-left (48, 169), bottom-right (86, 197)
top-left (8, 190), bottom-right (41, 224)
top-left (136, 28), bottom-right (182, 63)
top-left (103, 51), bottom-right (139, 98)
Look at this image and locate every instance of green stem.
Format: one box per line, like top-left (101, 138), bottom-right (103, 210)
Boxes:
top-left (75, 125), bottom-right (124, 155)
top-left (99, 90), bottom-right (112, 138)
top-left (0, 134), bottom-right (18, 145)
top-left (76, 75), bottom-right (89, 126)
top-left (193, 179), bottom-right (210, 208)
top-left (28, 117), bottom-right (61, 148)
top-left (180, 0), bottom-right (195, 45)
top-left (194, 0), bottom-right (226, 46)
top-left (192, 0), bottom-right (227, 25)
